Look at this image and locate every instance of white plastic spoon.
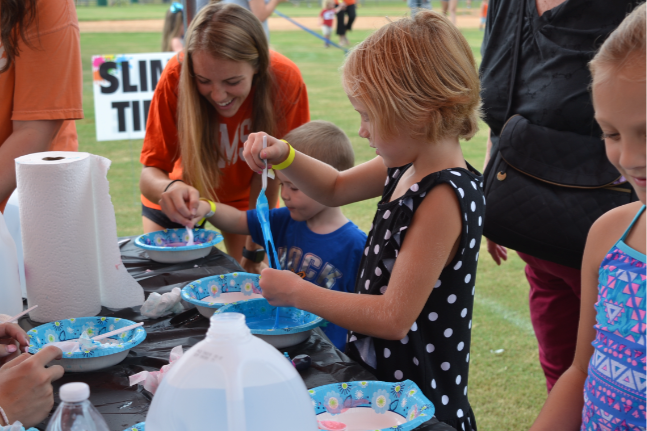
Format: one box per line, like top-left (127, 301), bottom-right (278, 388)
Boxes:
top-left (186, 226), bottom-right (195, 246)
top-left (2, 305), bottom-right (38, 323)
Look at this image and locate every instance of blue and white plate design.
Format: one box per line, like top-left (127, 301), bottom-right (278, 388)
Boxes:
top-left (27, 317), bottom-right (146, 359)
top-left (215, 298), bottom-right (324, 335)
top-left (135, 228), bottom-right (223, 252)
top-left (181, 272), bottom-right (262, 308)
top-left (123, 423), bottom-right (145, 431)
top-left (309, 380), bottom-right (434, 429)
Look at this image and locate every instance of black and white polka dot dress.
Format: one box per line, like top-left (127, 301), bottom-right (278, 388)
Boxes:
top-left (346, 163), bottom-right (484, 431)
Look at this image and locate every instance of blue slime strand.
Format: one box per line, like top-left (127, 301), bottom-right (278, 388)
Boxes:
top-left (255, 135), bottom-right (282, 329)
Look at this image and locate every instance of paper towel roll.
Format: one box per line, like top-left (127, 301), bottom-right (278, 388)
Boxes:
top-left (16, 152), bottom-right (144, 322)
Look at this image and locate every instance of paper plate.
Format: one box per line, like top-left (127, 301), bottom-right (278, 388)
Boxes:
top-left (309, 380), bottom-right (434, 431)
top-left (135, 228), bottom-right (223, 263)
top-left (215, 298), bottom-right (324, 348)
top-left (123, 423), bottom-right (145, 431)
top-left (181, 272), bottom-right (264, 318)
top-left (27, 317), bottom-right (146, 372)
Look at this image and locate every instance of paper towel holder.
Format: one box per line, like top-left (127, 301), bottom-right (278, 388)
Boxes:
top-left (42, 157), bottom-right (66, 161)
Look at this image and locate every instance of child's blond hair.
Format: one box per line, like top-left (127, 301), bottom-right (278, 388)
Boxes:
top-left (342, 11), bottom-right (481, 143)
top-left (284, 121), bottom-right (354, 172)
top-left (590, 3), bottom-right (646, 84)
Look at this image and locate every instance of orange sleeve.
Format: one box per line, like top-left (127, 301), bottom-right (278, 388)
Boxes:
top-left (140, 55), bottom-right (182, 173)
top-left (12, 0), bottom-right (82, 122)
top-left (271, 52), bottom-right (310, 139)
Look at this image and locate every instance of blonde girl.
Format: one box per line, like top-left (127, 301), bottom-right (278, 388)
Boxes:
top-left (161, 2), bottom-right (184, 52)
top-left (243, 11), bottom-right (482, 430)
top-left (140, 3), bottom-right (310, 267)
top-left (530, 4), bottom-right (646, 430)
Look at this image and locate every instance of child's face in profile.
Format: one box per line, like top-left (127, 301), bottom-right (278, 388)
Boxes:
top-left (593, 62), bottom-right (646, 204)
top-left (276, 171), bottom-right (328, 222)
top-left (326, 1), bottom-right (335, 8)
top-left (348, 94), bottom-right (412, 168)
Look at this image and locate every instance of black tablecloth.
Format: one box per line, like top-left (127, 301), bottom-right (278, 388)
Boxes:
top-left (21, 237), bottom-right (454, 431)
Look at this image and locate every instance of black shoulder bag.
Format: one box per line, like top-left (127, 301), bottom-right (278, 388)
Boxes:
top-left (482, 1), bottom-right (636, 269)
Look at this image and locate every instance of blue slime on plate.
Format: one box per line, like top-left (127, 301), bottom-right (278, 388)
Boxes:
top-left (246, 316), bottom-right (296, 330)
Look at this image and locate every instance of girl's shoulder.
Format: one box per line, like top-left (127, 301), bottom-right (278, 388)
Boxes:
top-left (586, 201), bottom-right (645, 266)
top-left (269, 50), bottom-right (305, 85)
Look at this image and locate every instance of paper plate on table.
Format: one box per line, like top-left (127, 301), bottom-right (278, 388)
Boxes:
top-left (215, 298), bottom-right (323, 348)
top-left (310, 380), bottom-right (434, 431)
top-left (181, 272), bottom-right (264, 318)
top-left (27, 317), bottom-right (146, 372)
top-left (123, 423), bottom-right (145, 431)
top-left (135, 228), bottom-right (223, 263)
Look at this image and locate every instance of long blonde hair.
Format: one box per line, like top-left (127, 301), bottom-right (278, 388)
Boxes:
top-left (178, 3), bottom-right (275, 202)
top-left (590, 3), bottom-right (646, 84)
top-left (161, 7), bottom-right (184, 52)
top-left (342, 10), bottom-right (481, 143)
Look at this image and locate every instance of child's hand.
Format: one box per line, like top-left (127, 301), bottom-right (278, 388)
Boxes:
top-left (0, 323), bottom-right (30, 366)
top-left (187, 199), bottom-right (211, 228)
top-left (242, 132), bottom-right (291, 174)
top-left (258, 268), bottom-right (303, 307)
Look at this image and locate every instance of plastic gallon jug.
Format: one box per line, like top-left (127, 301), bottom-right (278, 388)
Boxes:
top-left (0, 210), bottom-right (23, 317)
top-left (146, 312), bottom-right (319, 431)
top-left (5, 190), bottom-right (26, 298)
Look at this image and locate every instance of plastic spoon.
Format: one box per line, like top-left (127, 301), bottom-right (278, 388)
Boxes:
top-left (2, 305), bottom-right (38, 323)
top-left (255, 136), bottom-right (281, 328)
top-left (92, 322), bottom-right (144, 341)
top-left (185, 226), bottom-right (195, 246)
top-left (48, 322), bottom-right (144, 353)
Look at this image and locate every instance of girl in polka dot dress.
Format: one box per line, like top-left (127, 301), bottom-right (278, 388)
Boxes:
top-left (530, 5), bottom-right (645, 431)
top-left (243, 11), bottom-right (483, 430)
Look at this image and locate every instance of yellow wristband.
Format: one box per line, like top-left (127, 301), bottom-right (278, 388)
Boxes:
top-left (198, 198), bottom-right (216, 225)
top-left (272, 140), bottom-right (296, 170)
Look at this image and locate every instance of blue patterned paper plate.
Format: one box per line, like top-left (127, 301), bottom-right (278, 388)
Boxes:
top-left (310, 380), bottom-right (434, 430)
top-left (135, 228), bottom-right (223, 252)
top-left (215, 298), bottom-right (323, 336)
top-left (181, 272), bottom-right (262, 309)
top-left (27, 316), bottom-right (146, 359)
top-left (123, 423), bottom-right (145, 431)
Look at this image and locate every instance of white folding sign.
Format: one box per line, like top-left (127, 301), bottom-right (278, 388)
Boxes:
top-left (92, 52), bottom-right (175, 141)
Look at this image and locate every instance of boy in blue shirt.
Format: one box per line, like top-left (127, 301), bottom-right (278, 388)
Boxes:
top-left (191, 121), bottom-right (367, 350)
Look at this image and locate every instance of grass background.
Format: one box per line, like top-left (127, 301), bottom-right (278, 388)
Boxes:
top-left (74, 0), bottom-right (479, 20)
top-left (78, 7), bottom-right (547, 429)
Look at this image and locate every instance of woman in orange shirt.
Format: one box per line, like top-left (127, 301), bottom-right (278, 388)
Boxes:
top-left (0, 0), bottom-right (83, 212)
top-left (140, 3), bottom-right (309, 268)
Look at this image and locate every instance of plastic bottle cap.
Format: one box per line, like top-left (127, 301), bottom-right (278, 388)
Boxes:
top-left (60, 382), bottom-right (90, 403)
top-left (207, 312), bottom-right (251, 340)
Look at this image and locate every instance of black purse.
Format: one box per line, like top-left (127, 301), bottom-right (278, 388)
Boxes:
top-left (482, 2), bottom-right (636, 269)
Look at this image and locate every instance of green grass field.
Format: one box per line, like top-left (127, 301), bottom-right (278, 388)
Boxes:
top-left (79, 27), bottom-right (546, 430)
top-left (74, 0), bottom-right (480, 21)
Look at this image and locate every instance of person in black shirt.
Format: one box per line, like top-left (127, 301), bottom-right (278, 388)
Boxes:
top-left (479, 0), bottom-right (639, 391)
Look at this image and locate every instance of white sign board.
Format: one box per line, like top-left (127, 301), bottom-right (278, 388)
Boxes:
top-left (92, 53), bottom-right (175, 141)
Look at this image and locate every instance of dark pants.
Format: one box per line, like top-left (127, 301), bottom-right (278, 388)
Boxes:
top-left (336, 4), bottom-right (356, 36)
top-left (517, 251), bottom-right (582, 392)
top-left (141, 205), bottom-right (205, 229)
top-left (345, 4), bottom-right (356, 31)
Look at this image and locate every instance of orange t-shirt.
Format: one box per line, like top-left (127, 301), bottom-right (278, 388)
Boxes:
top-left (0, 0), bottom-right (83, 211)
top-left (140, 50), bottom-right (310, 211)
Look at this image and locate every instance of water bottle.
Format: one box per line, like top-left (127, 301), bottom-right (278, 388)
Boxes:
top-left (46, 382), bottom-right (110, 431)
top-left (146, 313), bottom-right (319, 431)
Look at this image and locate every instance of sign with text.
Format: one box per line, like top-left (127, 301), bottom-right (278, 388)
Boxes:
top-left (92, 53), bottom-right (175, 141)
